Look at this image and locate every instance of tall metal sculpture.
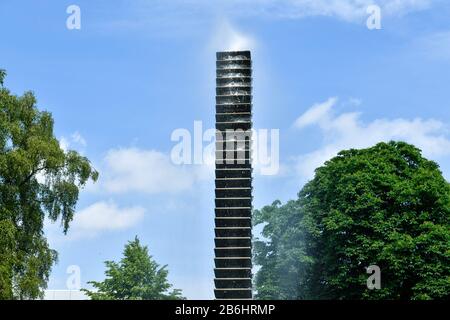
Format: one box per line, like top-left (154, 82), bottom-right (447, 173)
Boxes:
top-left (214, 51), bottom-right (253, 299)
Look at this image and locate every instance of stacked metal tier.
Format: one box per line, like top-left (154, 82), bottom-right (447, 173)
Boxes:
top-left (214, 51), bottom-right (253, 300)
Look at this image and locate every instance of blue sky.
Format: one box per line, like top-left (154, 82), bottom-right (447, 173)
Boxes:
top-left (1, 0), bottom-right (450, 299)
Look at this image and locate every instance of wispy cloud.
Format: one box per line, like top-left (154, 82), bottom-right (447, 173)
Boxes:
top-left (255, 0), bottom-right (433, 20)
top-left (57, 145), bottom-right (212, 241)
top-left (71, 132), bottom-right (87, 147)
top-left (294, 97), bottom-right (450, 180)
top-left (46, 201), bottom-right (145, 241)
top-left (101, 147), bottom-right (210, 194)
top-left (294, 97), bottom-right (337, 129)
top-left (145, 0), bottom-right (434, 21)
top-left (59, 131), bottom-right (87, 153)
top-left (99, 0), bottom-right (436, 35)
top-left (71, 201), bottom-right (145, 237)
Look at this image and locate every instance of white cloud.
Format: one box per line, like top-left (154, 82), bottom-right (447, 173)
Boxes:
top-left (70, 201), bottom-right (145, 239)
top-left (294, 97), bottom-right (337, 129)
top-left (102, 148), bottom-right (209, 194)
top-left (46, 201), bottom-right (145, 241)
top-left (59, 131), bottom-right (87, 152)
top-left (294, 97), bottom-right (450, 180)
top-left (147, 0), bottom-right (433, 21)
top-left (209, 20), bottom-right (257, 52)
top-left (71, 131), bottom-right (87, 147)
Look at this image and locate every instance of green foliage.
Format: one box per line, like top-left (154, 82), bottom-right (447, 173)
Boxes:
top-left (253, 200), bottom-right (312, 299)
top-left (83, 237), bottom-right (184, 300)
top-left (254, 141), bottom-right (450, 300)
top-left (0, 69), bottom-right (6, 87)
top-left (0, 71), bottom-right (98, 299)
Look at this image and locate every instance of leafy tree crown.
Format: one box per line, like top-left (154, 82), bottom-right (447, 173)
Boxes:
top-left (254, 141), bottom-right (450, 300)
top-left (83, 237), bottom-right (184, 300)
top-left (0, 70), bottom-right (98, 299)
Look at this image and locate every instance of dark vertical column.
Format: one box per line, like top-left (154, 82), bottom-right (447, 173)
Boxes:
top-left (214, 51), bottom-right (253, 300)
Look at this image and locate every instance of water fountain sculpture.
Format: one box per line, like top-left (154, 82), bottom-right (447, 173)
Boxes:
top-left (214, 51), bottom-right (253, 300)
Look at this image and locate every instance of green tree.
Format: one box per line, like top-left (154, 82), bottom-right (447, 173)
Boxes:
top-left (254, 141), bottom-right (450, 300)
top-left (0, 70), bottom-right (98, 299)
top-left (83, 237), bottom-right (184, 300)
top-left (253, 200), bottom-right (312, 299)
